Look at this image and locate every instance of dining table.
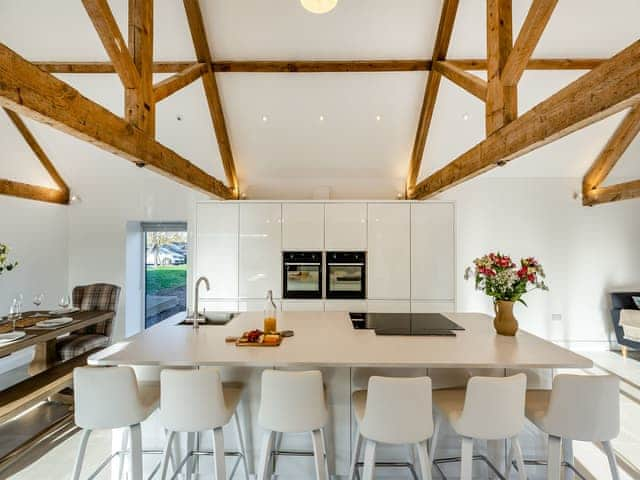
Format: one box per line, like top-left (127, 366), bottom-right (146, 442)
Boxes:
top-left (0, 310), bottom-right (115, 375)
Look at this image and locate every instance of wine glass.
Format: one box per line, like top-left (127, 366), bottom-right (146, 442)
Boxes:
top-left (58, 295), bottom-right (71, 311)
top-left (33, 293), bottom-right (44, 309)
top-left (8, 298), bottom-right (19, 331)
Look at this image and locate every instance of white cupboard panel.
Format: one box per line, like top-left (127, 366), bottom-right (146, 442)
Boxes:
top-left (281, 300), bottom-right (325, 312)
top-left (239, 203), bottom-right (282, 298)
top-left (324, 300), bottom-right (367, 313)
top-left (367, 300), bottom-right (411, 313)
top-left (324, 203), bottom-right (367, 251)
top-left (282, 203), bottom-right (324, 250)
top-left (411, 301), bottom-right (455, 313)
top-left (367, 203), bottom-right (410, 299)
top-left (411, 203), bottom-right (455, 300)
top-left (238, 299), bottom-right (266, 312)
top-left (196, 203), bottom-right (238, 299)
top-left (198, 299), bottom-right (238, 313)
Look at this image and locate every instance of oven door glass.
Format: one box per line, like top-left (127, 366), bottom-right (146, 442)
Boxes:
top-left (285, 265), bottom-right (321, 296)
top-left (328, 265), bottom-right (364, 297)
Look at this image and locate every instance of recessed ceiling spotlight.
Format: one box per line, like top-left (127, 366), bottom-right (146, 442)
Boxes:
top-left (319, 115), bottom-right (325, 122)
top-left (261, 115), bottom-right (269, 123)
top-left (376, 115), bottom-right (382, 121)
top-left (176, 114), bottom-right (183, 121)
top-left (300, 0), bottom-right (338, 14)
top-left (462, 113), bottom-right (470, 121)
top-left (70, 194), bottom-right (82, 204)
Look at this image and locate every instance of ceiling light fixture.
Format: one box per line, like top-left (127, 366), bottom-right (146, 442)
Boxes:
top-left (300, 0), bottom-right (338, 14)
top-left (319, 115), bottom-right (325, 121)
top-left (262, 115), bottom-right (269, 122)
top-left (462, 113), bottom-right (470, 121)
top-left (376, 115), bottom-right (382, 121)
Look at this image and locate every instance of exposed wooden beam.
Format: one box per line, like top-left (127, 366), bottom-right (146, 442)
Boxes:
top-left (406, 0), bottom-right (459, 193)
top-left (31, 58), bottom-right (608, 74)
top-left (433, 61), bottom-right (487, 101)
top-left (502, 0), bottom-right (558, 86)
top-left (153, 63), bottom-right (208, 103)
top-left (125, 0), bottom-right (154, 134)
top-left (409, 40), bottom-right (640, 199)
top-left (486, 0), bottom-right (517, 135)
top-left (34, 61), bottom-right (194, 74)
top-left (183, 0), bottom-right (238, 195)
top-left (3, 108), bottom-right (69, 193)
top-left (0, 179), bottom-right (69, 205)
top-left (0, 43), bottom-right (233, 199)
top-left (584, 179), bottom-right (640, 206)
top-left (450, 58), bottom-right (605, 71)
top-left (81, 0), bottom-right (140, 89)
top-left (212, 59), bottom-right (433, 72)
top-left (583, 105), bottom-right (640, 193)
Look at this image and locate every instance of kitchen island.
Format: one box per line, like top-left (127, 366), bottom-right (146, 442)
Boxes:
top-left (89, 312), bottom-right (591, 479)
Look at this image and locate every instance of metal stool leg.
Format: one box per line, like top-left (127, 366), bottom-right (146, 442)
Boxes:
top-left (71, 429), bottom-right (92, 480)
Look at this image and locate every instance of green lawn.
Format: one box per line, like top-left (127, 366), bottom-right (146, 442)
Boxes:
top-left (146, 265), bottom-right (187, 293)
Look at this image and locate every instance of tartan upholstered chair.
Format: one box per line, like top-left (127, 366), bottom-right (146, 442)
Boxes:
top-left (56, 283), bottom-right (121, 361)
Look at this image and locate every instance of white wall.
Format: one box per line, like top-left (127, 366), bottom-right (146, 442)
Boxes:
top-left (0, 196), bottom-right (69, 371)
top-left (441, 177), bottom-right (640, 347)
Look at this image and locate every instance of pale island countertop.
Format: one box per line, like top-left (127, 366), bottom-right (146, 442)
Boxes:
top-left (88, 312), bottom-right (592, 370)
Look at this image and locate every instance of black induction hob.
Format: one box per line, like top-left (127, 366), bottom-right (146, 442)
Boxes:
top-left (349, 312), bottom-right (464, 336)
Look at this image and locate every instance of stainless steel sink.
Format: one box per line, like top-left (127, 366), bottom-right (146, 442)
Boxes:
top-left (178, 312), bottom-right (236, 326)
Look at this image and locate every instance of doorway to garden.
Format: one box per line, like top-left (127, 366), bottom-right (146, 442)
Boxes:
top-left (143, 222), bottom-right (187, 328)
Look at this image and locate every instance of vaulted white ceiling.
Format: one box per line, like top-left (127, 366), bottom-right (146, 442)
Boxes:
top-left (1, 0), bottom-right (639, 199)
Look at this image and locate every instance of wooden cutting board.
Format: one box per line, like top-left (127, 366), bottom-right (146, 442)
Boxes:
top-left (235, 334), bottom-right (282, 347)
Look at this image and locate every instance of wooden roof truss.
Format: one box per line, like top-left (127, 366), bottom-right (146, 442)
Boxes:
top-left (0, 0), bottom-right (639, 205)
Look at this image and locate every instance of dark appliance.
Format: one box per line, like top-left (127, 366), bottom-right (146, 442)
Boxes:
top-left (349, 312), bottom-right (464, 336)
top-left (282, 251), bottom-right (323, 299)
top-left (326, 252), bottom-right (366, 299)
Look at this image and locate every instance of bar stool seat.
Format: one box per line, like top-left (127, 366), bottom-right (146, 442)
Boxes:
top-left (350, 376), bottom-right (434, 480)
top-left (431, 374), bottom-right (528, 480)
top-left (523, 374), bottom-right (620, 480)
top-left (159, 369), bottom-right (250, 480)
top-left (72, 366), bottom-right (160, 480)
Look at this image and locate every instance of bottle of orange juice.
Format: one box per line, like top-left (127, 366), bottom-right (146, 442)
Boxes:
top-left (263, 290), bottom-right (277, 334)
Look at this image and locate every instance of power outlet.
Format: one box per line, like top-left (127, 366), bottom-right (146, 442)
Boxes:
top-left (551, 313), bottom-right (562, 322)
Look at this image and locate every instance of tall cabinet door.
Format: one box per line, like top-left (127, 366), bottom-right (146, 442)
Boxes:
top-left (411, 203), bottom-right (455, 301)
top-left (239, 203), bottom-right (282, 299)
top-left (282, 203), bottom-right (324, 251)
top-left (325, 203), bottom-right (367, 251)
top-left (367, 203), bottom-right (410, 299)
top-left (196, 203), bottom-right (238, 299)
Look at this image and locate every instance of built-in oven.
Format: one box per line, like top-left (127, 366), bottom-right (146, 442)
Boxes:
top-left (326, 251), bottom-right (366, 299)
top-left (282, 252), bottom-right (323, 299)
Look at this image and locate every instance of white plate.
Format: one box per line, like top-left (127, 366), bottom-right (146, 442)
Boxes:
top-left (48, 307), bottom-right (79, 315)
top-left (36, 317), bottom-right (74, 328)
top-left (0, 331), bottom-right (27, 343)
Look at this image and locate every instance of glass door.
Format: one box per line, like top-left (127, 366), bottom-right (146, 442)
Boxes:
top-left (143, 223), bottom-right (187, 328)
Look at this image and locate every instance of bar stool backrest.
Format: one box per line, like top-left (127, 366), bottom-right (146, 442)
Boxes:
top-left (258, 370), bottom-right (328, 433)
top-left (360, 376), bottom-right (433, 445)
top-left (455, 373), bottom-right (527, 440)
top-left (160, 368), bottom-right (228, 432)
top-left (74, 366), bottom-right (144, 430)
top-left (544, 374), bottom-right (620, 441)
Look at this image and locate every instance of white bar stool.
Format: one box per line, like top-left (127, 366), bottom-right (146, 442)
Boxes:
top-left (349, 376), bottom-right (434, 480)
top-left (524, 374), bottom-right (620, 480)
top-left (431, 373), bottom-right (528, 480)
top-left (257, 370), bottom-right (329, 480)
top-left (72, 366), bottom-right (160, 480)
top-left (158, 368), bottom-right (249, 480)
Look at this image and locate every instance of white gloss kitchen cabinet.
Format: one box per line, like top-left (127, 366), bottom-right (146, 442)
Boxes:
top-left (324, 203), bottom-right (367, 251)
top-left (367, 203), bottom-right (411, 300)
top-left (239, 203), bottom-right (282, 299)
top-left (195, 203), bottom-right (238, 299)
top-left (282, 203), bottom-right (325, 251)
top-left (411, 203), bottom-right (455, 302)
